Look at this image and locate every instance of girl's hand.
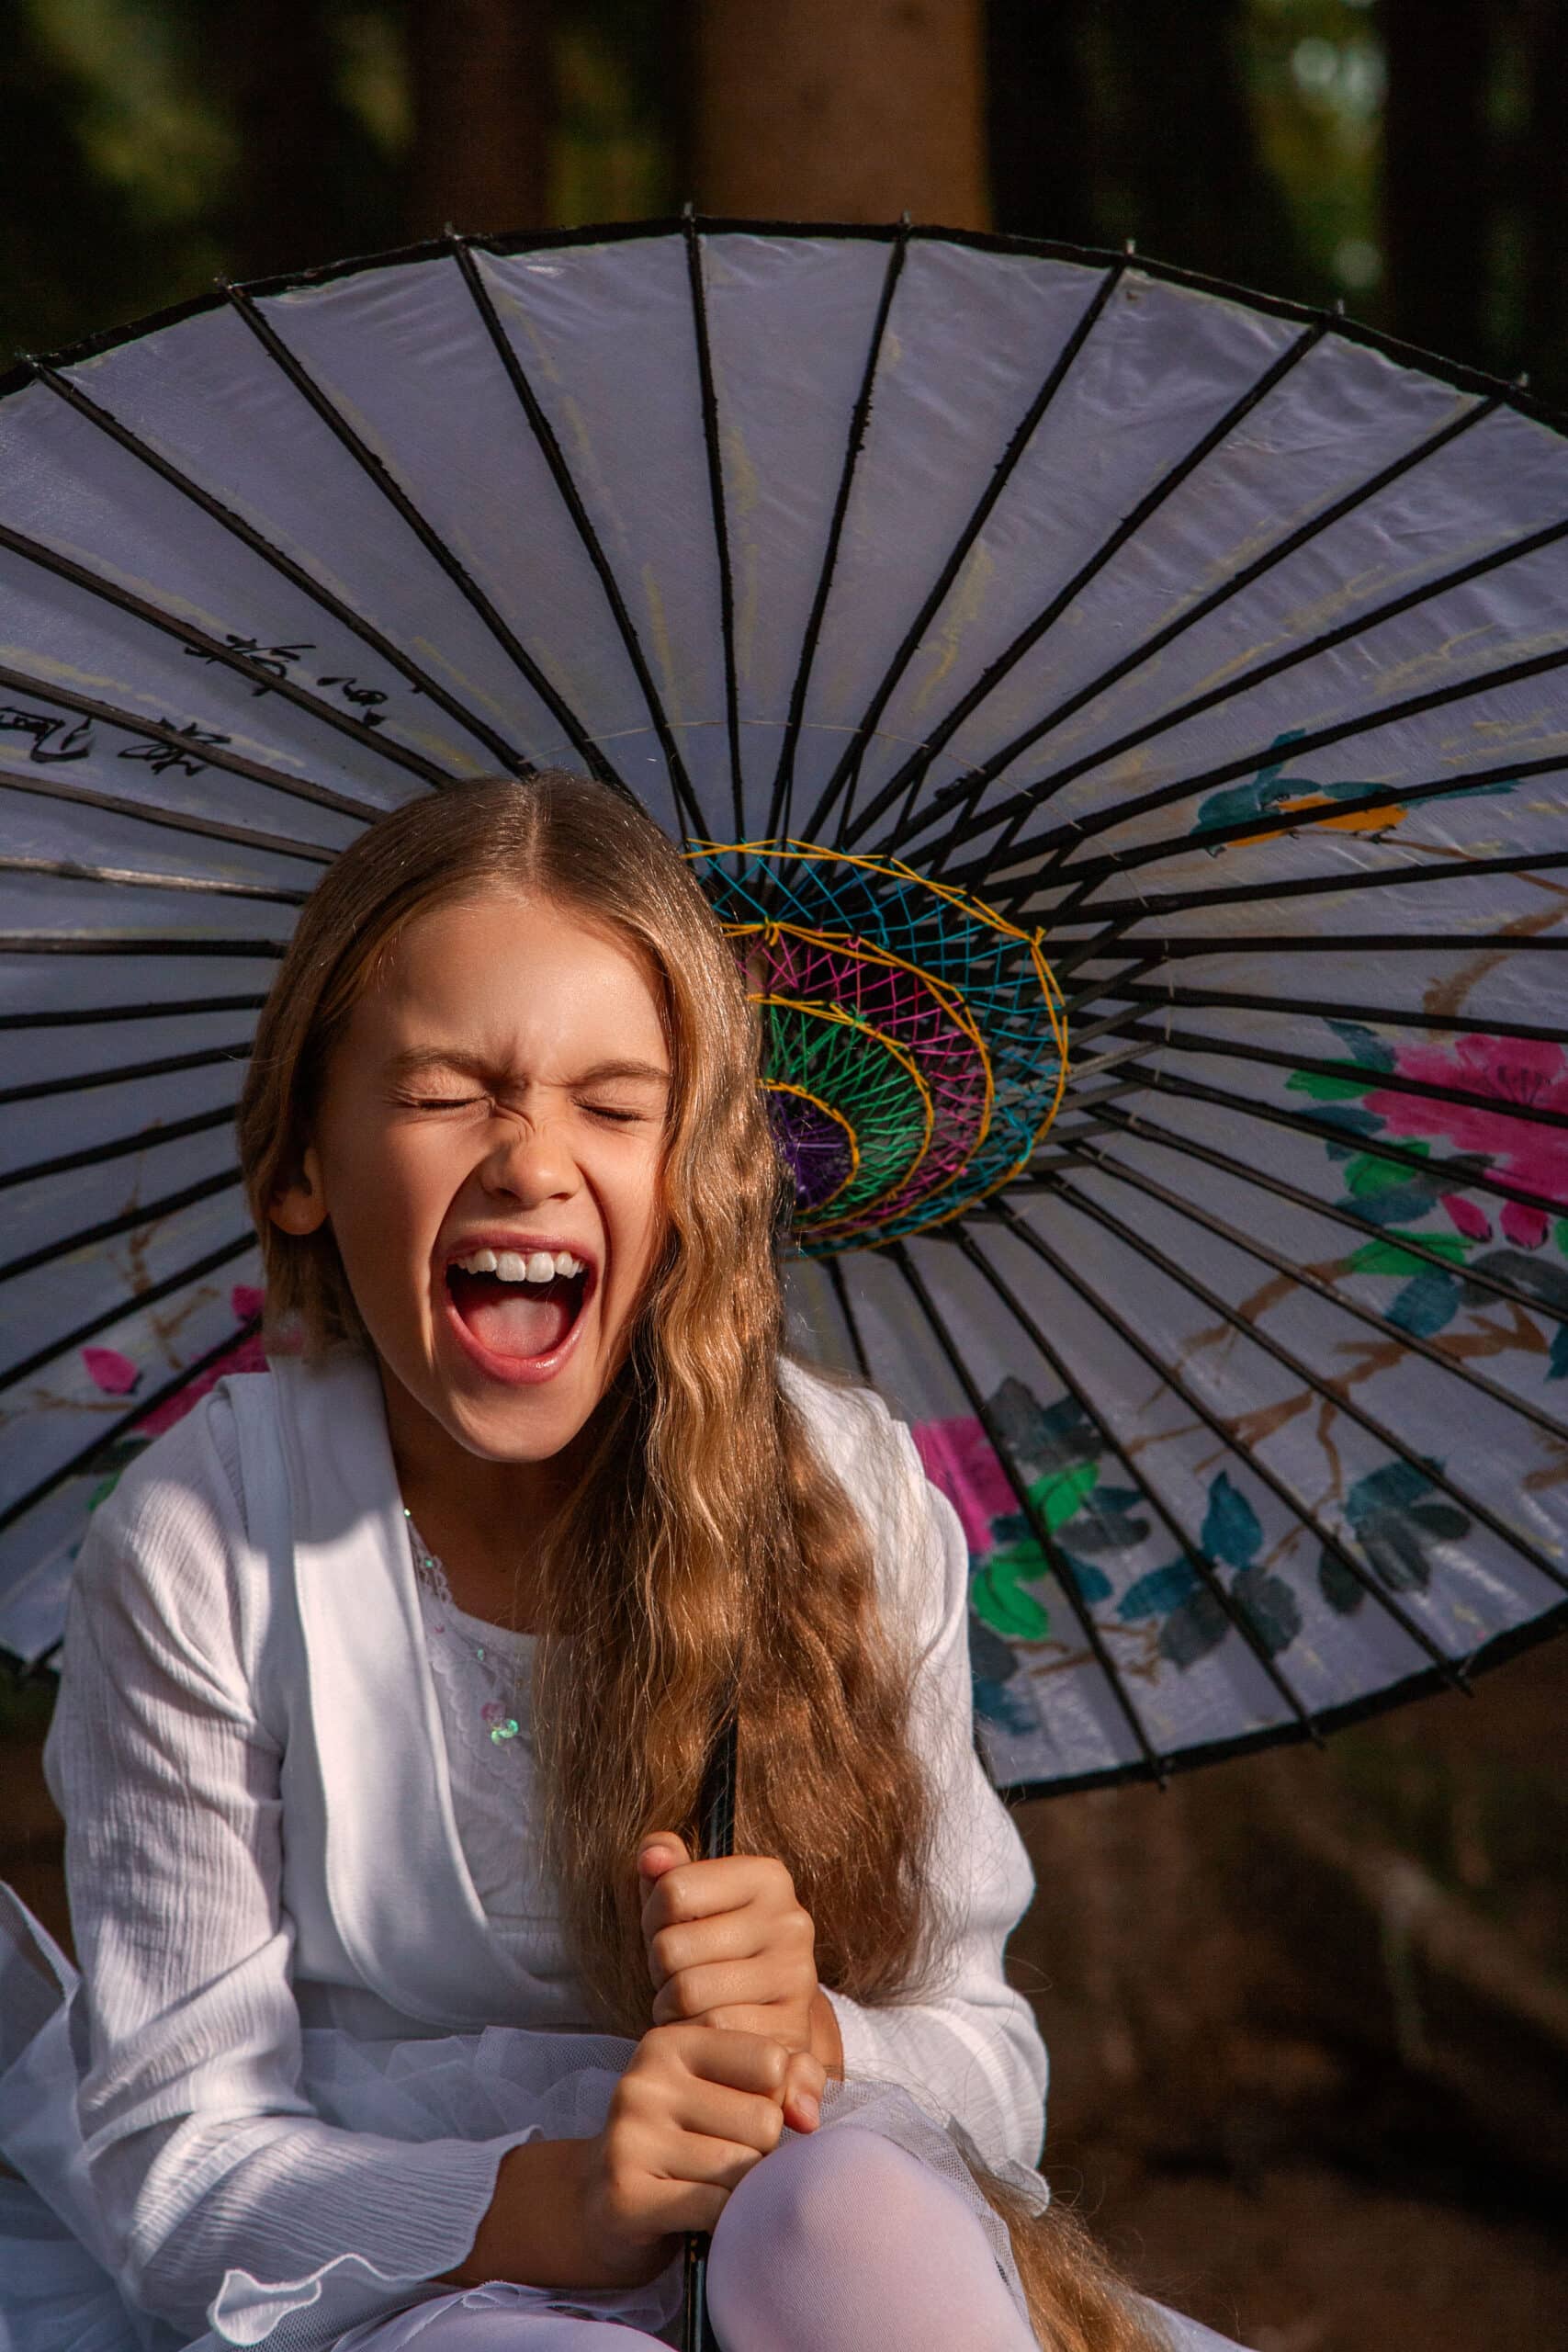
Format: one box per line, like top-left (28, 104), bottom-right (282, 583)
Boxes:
top-left (637, 1832), bottom-right (839, 2132)
top-left (579, 2021), bottom-right (824, 2283)
top-left (436, 2023), bottom-right (825, 2292)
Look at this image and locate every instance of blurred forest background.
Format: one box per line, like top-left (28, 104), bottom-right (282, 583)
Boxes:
top-left (3, 4), bottom-right (1567, 2348)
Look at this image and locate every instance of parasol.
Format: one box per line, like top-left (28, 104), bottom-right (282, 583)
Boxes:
top-left (0, 216), bottom-right (1565, 1815)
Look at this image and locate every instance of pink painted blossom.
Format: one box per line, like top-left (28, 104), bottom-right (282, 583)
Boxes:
top-left (1501, 1200), bottom-right (1550, 1250)
top-left (1439, 1193), bottom-right (1491, 1243)
top-left (913, 1416), bottom-right (1014, 1553)
top-left (82, 1346), bottom-right (140, 1396)
top-left (1361, 1034), bottom-right (1568, 1227)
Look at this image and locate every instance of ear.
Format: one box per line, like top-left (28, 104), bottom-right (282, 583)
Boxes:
top-left (268, 1142), bottom-right (330, 1237)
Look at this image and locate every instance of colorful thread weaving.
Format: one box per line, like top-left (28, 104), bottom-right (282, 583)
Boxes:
top-left (684, 840), bottom-right (1069, 1252)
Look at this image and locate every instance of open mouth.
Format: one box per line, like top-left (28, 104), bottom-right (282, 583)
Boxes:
top-left (446, 1262), bottom-right (592, 1362)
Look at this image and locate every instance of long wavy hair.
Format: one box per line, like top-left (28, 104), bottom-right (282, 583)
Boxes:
top-left (235, 768), bottom-right (1167, 2351)
top-left (237, 768), bottom-right (939, 2013)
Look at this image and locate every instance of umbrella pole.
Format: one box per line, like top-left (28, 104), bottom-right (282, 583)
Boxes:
top-left (681, 1711), bottom-right (739, 2352)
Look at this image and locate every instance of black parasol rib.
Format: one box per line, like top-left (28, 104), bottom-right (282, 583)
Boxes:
top-left (886, 1238), bottom-right (1171, 1783)
top-left (1052, 1055), bottom-right (1568, 1229)
top-left (1077, 979), bottom-right (1568, 1056)
top-left (990, 1201), bottom-right (1472, 1681)
top-left (220, 281), bottom-right (619, 791)
top-left (900, 390), bottom-right (1506, 870)
top-left (845, 321), bottom-right (1328, 851)
top-left (0, 522), bottom-right (457, 791)
top-left (0, 933), bottom-right (285, 960)
top-left (1054, 842), bottom-right (1568, 931)
top-left (0, 1115), bottom-right (240, 1199)
top-left (799, 256), bottom-right (1128, 850)
top-left (29, 360), bottom-right (530, 775)
top-left (0, 854), bottom-right (308, 908)
top-left (1043, 1170), bottom-right (1568, 1599)
top-left (939, 636), bottom-right (1568, 892)
top-left (0, 992), bottom-right (265, 1028)
top-left (1051, 1137), bottom-right (1568, 1448)
top-left (822, 1253), bottom-right (874, 1382)
top-left (0, 1170), bottom-right (245, 1288)
top-left (0, 1040), bottom-right (250, 1109)
top-left (0, 660), bottom-right (402, 827)
top-left (1011, 1100), bottom-right (1568, 1335)
top-left (1100, 1013), bottom-right (1568, 1136)
top-left (682, 213), bottom-right (745, 837)
top-left (0, 764), bottom-right (339, 869)
top-left (767, 224), bottom-right (910, 846)
top-left (1055, 930), bottom-right (1568, 967)
top-left (951, 1226), bottom-right (1324, 1740)
top-left (907, 500), bottom-right (1568, 870)
top-left (0, 1308), bottom-right (263, 1543)
top-left (1033, 749), bottom-right (1568, 910)
top-left (0, 1231), bottom-right (259, 1397)
top-left (450, 236), bottom-right (709, 838)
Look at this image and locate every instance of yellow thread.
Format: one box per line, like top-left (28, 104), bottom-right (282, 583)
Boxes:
top-left (682, 836), bottom-right (1072, 1243)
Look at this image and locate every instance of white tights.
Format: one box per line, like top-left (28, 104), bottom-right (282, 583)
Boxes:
top-left (336, 2125), bottom-right (1041, 2350)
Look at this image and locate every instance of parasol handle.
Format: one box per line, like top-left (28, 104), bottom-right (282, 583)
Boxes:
top-left (680, 1710), bottom-right (739, 2352)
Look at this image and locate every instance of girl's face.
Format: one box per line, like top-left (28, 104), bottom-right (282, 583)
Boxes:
top-left (270, 887), bottom-right (671, 1477)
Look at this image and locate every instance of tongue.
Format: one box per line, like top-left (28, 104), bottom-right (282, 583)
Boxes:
top-left (457, 1279), bottom-right (575, 1360)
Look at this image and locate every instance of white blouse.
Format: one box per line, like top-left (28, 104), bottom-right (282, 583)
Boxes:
top-left (39, 1360), bottom-right (1048, 2338)
top-left (399, 1507), bottom-right (548, 1938)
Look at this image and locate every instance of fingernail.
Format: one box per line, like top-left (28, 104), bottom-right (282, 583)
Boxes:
top-left (795, 2093), bottom-right (820, 2129)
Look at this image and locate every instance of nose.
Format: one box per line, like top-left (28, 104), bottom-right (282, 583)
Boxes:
top-left (482, 1107), bottom-right (579, 1206)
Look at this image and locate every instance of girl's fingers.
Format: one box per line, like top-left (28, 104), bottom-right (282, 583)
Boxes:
top-left (781, 2050), bottom-right (827, 2133)
top-left (640, 1852), bottom-right (784, 1932)
top-left (636, 1833), bottom-right (691, 1883)
top-left (660, 2121), bottom-right (781, 2188)
top-left (671, 2023), bottom-right (792, 2100)
top-left (651, 1957), bottom-right (806, 2028)
top-left (647, 1909), bottom-right (768, 1990)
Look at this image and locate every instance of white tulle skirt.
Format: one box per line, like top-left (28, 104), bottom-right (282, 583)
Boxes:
top-left (0, 1883), bottom-right (1248, 2352)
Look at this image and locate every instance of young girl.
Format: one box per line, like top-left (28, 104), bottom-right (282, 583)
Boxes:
top-left (0, 770), bottom-right (1245, 2352)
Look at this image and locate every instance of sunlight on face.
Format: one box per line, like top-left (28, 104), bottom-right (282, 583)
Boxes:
top-left (273, 888), bottom-right (671, 1488)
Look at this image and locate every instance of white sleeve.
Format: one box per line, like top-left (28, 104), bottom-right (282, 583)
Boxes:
top-left (819, 1411), bottom-right (1049, 2174)
top-left (41, 1400), bottom-right (535, 2336)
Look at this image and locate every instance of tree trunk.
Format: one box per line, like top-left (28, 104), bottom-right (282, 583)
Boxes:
top-left (691, 0), bottom-right (989, 229)
top-left (1379, 0), bottom-right (1494, 366)
top-left (405, 0), bottom-right (554, 243)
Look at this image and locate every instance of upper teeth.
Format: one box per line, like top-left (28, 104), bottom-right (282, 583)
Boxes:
top-left (452, 1249), bottom-right (585, 1283)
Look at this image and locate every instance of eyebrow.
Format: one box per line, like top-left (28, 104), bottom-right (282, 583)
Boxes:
top-left (383, 1047), bottom-right (671, 1087)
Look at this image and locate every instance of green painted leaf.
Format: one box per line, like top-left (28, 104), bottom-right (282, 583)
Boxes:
top-left (1027, 1459), bottom-right (1100, 1532)
top-left (1287, 1069), bottom-right (1372, 1101)
top-left (970, 1563), bottom-right (1052, 1641)
top-left (1347, 1233), bottom-right (1470, 1276)
top-left (1344, 1146), bottom-right (1429, 1200)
